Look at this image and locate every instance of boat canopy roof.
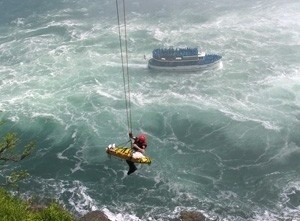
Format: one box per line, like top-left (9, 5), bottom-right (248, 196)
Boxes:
top-left (152, 47), bottom-right (198, 59)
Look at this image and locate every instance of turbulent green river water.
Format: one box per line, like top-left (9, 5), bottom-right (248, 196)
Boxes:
top-left (0, 0), bottom-right (300, 220)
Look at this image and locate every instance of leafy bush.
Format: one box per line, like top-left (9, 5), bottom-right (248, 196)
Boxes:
top-left (0, 188), bottom-right (29, 221)
top-left (37, 202), bottom-right (74, 221)
top-left (0, 121), bottom-right (35, 189)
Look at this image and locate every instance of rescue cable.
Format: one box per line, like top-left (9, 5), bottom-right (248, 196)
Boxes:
top-left (115, 0), bottom-right (132, 134)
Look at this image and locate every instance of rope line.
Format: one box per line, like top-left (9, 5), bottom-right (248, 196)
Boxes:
top-left (122, 0), bottom-right (133, 132)
top-left (115, 0), bottom-right (132, 134)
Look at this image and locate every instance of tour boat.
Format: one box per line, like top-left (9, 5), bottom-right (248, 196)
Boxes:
top-left (148, 47), bottom-right (222, 71)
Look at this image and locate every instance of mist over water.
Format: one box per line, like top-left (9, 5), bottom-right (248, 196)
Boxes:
top-left (1, 0), bottom-right (300, 220)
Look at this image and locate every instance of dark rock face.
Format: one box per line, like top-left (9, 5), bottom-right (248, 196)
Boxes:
top-left (79, 210), bottom-right (111, 221)
top-left (79, 210), bottom-right (208, 221)
top-left (179, 211), bottom-right (206, 221)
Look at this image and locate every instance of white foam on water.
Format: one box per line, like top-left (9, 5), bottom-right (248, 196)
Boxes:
top-left (1, 0), bottom-right (300, 220)
top-left (67, 181), bottom-right (99, 215)
top-left (21, 178), bottom-right (100, 216)
top-left (280, 181), bottom-right (300, 219)
top-left (102, 207), bottom-right (143, 221)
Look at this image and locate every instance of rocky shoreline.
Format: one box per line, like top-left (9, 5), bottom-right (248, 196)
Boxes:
top-left (79, 210), bottom-right (207, 221)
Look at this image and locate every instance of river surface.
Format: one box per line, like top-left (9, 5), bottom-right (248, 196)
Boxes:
top-left (0, 0), bottom-right (300, 220)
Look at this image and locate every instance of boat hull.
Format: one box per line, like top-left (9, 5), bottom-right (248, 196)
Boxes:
top-left (148, 54), bottom-right (222, 72)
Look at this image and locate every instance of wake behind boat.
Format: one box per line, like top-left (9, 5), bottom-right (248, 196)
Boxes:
top-left (148, 47), bottom-right (222, 71)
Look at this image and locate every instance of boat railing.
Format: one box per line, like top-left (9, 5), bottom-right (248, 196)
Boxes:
top-left (151, 57), bottom-right (199, 62)
top-left (152, 47), bottom-right (199, 59)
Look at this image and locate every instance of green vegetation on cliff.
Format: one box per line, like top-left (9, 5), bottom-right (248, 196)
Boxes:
top-left (0, 121), bottom-right (74, 220)
top-left (0, 187), bottom-right (74, 221)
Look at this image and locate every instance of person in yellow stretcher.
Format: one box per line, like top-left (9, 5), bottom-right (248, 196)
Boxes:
top-left (126, 132), bottom-right (147, 175)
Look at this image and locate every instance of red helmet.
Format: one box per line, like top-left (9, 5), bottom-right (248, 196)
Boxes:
top-left (138, 134), bottom-right (146, 142)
